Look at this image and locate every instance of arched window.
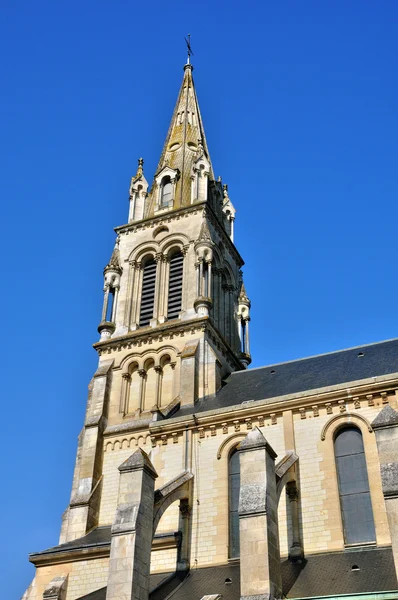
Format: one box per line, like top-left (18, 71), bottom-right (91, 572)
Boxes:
top-left (160, 176), bottom-right (172, 207)
top-left (139, 258), bottom-right (157, 327)
top-left (167, 251), bottom-right (184, 319)
top-left (229, 448), bottom-right (240, 558)
top-left (334, 427), bottom-right (376, 545)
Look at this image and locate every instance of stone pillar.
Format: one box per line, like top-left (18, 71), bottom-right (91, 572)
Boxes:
top-left (239, 427), bottom-right (282, 600)
top-left (372, 405), bottom-right (398, 578)
top-left (286, 481), bottom-right (303, 561)
top-left (106, 449), bottom-right (158, 600)
top-left (179, 340), bottom-right (199, 406)
top-left (178, 499), bottom-right (192, 571)
top-left (62, 360), bottom-right (113, 543)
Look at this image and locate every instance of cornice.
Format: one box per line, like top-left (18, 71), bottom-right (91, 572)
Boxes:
top-left (148, 374), bottom-right (398, 437)
top-left (93, 315), bottom-right (244, 371)
top-left (114, 202), bottom-right (207, 235)
top-left (93, 316), bottom-right (209, 355)
top-left (114, 199), bottom-right (244, 268)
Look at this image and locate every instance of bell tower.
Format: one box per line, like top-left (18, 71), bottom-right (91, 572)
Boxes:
top-left (60, 58), bottom-right (251, 544)
top-left (97, 59), bottom-right (251, 403)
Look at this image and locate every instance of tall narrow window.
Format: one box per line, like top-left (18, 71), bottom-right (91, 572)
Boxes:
top-left (139, 258), bottom-right (157, 327)
top-left (105, 288), bottom-right (115, 322)
top-left (160, 176), bottom-right (172, 207)
top-left (229, 448), bottom-right (240, 558)
top-left (167, 252), bottom-right (183, 319)
top-left (334, 427), bottom-right (376, 545)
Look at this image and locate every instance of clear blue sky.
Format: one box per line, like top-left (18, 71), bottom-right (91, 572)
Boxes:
top-left (1, 1), bottom-right (397, 597)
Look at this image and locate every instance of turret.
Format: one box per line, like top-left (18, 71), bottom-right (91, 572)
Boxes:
top-left (238, 281), bottom-right (251, 367)
top-left (98, 237), bottom-right (122, 341)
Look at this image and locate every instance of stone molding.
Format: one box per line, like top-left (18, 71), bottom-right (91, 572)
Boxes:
top-left (93, 315), bottom-right (243, 370)
top-left (216, 432), bottom-right (246, 459)
top-left (149, 389), bottom-right (395, 442)
top-left (320, 412), bottom-right (373, 441)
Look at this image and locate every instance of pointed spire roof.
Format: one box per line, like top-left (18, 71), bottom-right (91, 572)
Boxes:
top-left (104, 237), bottom-right (122, 274)
top-left (141, 62), bottom-right (215, 215)
top-left (156, 63), bottom-right (213, 179)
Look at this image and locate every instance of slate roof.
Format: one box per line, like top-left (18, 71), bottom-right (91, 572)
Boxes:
top-left (30, 526), bottom-right (112, 557)
top-left (174, 338), bottom-right (398, 417)
top-left (75, 547), bottom-right (397, 600)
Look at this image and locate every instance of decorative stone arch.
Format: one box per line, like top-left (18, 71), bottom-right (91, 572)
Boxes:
top-left (321, 412), bottom-right (373, 441)
top-left (319, 411), bottom-right (389, 548)
top-left (152, 225), bottom-right (169, 239)
top-left (159, 232), bottom-right (190, 256)
top-left (128, 240), bottom-right (160, 264)
top-left (120, 353), bottom-right (145, 372)
top-left (152, 470), bottom-right (194, 570)
top-left (217, 432), bottom-right (246, 460)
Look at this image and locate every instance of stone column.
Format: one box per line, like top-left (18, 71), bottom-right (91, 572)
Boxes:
top-left (120, 373), bottom-right (131, 414)
top-left (101, 284), bottom-right (110, 322)
top-left (106, 449), bottom-right (158, 600)
top-left (111, 285), bottom-right (119, 322)
top-left (138, 369), bottom-right (147, 412)
top-left (178, 499), bottom-right (192, 571)
top-left (372, 405), bottom-right (398, 578)
top-left (154, 365), bottom-right (163, 408)
top-left (286, 481), bottom-right (303, 561)
top-left (239, 427), bottom-right (282, 600)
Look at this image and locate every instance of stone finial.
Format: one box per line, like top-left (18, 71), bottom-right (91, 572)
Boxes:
top-left (239, 282), bottom-right (250, 304)
top-left (118, 448), bottom-right (158, 479)
top-left (239, 426), bottom-right (277, 458)
top-left (372, 405), bottom-right (398, 429)
top-left (132, 157), bottom-right (144, 183)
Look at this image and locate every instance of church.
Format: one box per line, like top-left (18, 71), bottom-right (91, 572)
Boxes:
top-left (23, 55), bottom-right (398, 600)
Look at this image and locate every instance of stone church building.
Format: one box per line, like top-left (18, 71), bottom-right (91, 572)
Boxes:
top-left (23, 57), bottom-right (398, 600)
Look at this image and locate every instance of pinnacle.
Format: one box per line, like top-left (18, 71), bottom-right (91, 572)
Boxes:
top-left (118, 448), bottom-right (158, 478)
top-left (372, 404), bottom-right (398, 429)
top-left (132, 157), bottom-right (144, 183)
top-left (104, 237), bottom-right (121, 272)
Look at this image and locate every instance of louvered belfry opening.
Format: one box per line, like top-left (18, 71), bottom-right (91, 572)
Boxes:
top-left (167, 251), bottom-right (184, 320)
top-left (139, 258), bottom-right (157, 327)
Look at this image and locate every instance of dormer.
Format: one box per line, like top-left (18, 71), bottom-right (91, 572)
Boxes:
top-left (129, 158), bottom-right (149, 223)
top-left (154, 166), bottom-right (179, 214)
top-left (191, 154), bottom-right (210, 203)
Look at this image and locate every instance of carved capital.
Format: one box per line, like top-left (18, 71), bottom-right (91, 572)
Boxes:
top-left (138, 369), bottom-right (147, 379)
top-left (154, 365), bottom-right (163, 374)
top-left (286, 481), bottom-right (299, 502)
top-left (179, 501), bottom-right (192, 519)
top-left (122, 372), bottom-right (131, 381)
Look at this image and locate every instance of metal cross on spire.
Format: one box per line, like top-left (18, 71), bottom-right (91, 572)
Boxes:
top-left (184, 34), bottom-right (194, 64)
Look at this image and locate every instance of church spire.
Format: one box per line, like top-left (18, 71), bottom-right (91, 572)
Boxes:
top-left (143, 59), bottom-right (215, 216)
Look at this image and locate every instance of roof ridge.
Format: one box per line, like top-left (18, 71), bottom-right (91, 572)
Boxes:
top-left (229, 337), bottom-right (398, 375)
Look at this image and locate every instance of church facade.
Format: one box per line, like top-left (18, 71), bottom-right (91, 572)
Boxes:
top-left (23, 58), bottom-right (398, 600)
